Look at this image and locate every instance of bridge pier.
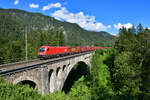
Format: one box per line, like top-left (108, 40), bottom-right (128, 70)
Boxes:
top-left (40, 66), bottom-right (49, 95)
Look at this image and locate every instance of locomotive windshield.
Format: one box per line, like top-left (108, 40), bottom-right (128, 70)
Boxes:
top-left (39, 48), bottom-right (46, 52)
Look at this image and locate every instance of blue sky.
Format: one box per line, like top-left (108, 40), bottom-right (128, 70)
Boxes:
top-left (0, 0), bottom-right (150, 35)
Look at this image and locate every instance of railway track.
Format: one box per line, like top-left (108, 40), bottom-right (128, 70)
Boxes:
top-left (0, 51), bottom-right (94, 76)
top-left (0, 59), bottom-right (40, 72)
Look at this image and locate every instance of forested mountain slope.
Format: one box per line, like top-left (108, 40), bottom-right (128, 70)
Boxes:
top-left (0, 8), bottom-right (115, 46)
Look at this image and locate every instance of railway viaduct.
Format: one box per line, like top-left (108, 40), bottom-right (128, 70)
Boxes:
top-left (0, 51), bottom-right (94, 95)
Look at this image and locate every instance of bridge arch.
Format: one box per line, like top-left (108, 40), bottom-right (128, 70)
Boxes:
top-left (18, 80), bottom-right (36, 88)
top-left (56, 66), bottom-right (64, 90)
top-left (48, 69), bottom-right (55, 93)
top-left (13, 76), bottom-right (39, 89)
top-left (63, 65), bottom-right (66, 71)
top-left (62, 61), bottom-right (90, 93)
top-left (56, 67), bottom-right (61, 76)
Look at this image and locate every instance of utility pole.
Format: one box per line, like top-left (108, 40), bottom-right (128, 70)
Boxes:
top-left (25, 26), bottom-right (28, 61)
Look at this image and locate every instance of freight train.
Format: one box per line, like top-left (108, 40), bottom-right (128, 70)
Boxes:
top-left (38, 46), bottom-right (111, 59)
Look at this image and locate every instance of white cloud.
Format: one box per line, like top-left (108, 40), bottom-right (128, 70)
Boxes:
top-left (29, 3), bottom-right (39, 8)
top-left (42, 3), bottom-right (61, 11)
top-left (51, 7), bottom-right (111, 32)
top-left (14, 0), bottom-right (19, 5)
top-left (110, 33), bottom-right (118, 36)
top-left (107, 25), bottom-right (111, 28)
top-left (114, 22), bottom-right (133, 29)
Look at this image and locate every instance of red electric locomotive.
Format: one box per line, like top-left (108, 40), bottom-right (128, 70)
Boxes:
top-left (38, 46), bottom-right (72, 59)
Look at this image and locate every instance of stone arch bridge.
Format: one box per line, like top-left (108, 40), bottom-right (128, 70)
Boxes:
top-left (0, 51), bottom-right (94, 94)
